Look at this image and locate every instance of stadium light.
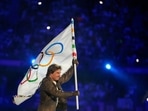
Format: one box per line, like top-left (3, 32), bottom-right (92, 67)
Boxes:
top-left (105, 63), bottom-right (111, 70)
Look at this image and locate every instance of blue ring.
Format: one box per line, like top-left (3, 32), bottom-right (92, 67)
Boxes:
top-left (45, 42), bottom-right (63, 55)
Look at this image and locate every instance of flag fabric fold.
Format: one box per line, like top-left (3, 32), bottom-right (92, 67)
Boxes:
top-left (13, 23), bottom-right (76, 105)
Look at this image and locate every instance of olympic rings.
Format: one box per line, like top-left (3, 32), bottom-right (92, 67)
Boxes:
top-left (20, 42), bottom-right (64, 84)
top-left (39, 51), bottom-right (54, 67)
top-left (20, 68), bottom-right (38, 84)
top-left (45, 42), bottom-right (63, 55)
top-left (31, 64), bottom-right (39, 69)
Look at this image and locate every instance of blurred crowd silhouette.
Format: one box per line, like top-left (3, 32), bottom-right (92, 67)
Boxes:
top-left (0, 0), bottom-right (148, 110)
top-left (0, 0), bottom-right (147, 66)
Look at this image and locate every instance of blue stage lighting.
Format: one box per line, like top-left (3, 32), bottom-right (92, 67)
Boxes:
top-left (31, 59), bottom-right (35, 64)
top-left (105, 63), bottom-right (111, 70)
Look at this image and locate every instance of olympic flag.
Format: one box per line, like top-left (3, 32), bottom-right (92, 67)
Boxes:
top-left (13, 19), bottom-right (77, 105)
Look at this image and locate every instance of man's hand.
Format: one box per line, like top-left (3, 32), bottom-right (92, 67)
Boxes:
top-left (73, 91), bottom-right (80, 96)
top-left (72, 59), bottom-right (79, 65)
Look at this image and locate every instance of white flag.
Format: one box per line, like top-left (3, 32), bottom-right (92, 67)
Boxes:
top-left (14, 24), bottom-right (75, 105)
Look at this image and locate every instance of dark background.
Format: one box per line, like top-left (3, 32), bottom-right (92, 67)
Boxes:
top-left (0, 0), bottom-right (148, 111)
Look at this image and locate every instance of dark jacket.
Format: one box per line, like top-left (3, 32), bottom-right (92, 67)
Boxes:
top-left (38, 66), bottom-right (75, 111)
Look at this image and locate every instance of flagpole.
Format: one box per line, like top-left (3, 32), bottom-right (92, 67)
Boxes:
top-left (71, 18), bottom-right (79, 110)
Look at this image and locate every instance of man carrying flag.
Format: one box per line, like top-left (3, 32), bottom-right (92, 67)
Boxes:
top-left (13, 18), bottom-right (80, 110)
top-left (38, 60), bottom-right (79, 111)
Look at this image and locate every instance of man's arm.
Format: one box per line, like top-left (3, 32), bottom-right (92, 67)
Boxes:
top-left (58, 59), bottom-right (78, 84)
top-left (43, 79), bottom-right (78, 98)
top-left (58, 66), bottom-right (74, 84)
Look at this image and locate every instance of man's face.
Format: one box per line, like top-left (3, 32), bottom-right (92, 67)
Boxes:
top-left (50, 69), bottom-right (61, 81)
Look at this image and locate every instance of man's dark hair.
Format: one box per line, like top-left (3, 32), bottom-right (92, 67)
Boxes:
top-left (46, 64), bottom-right (62, 77)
